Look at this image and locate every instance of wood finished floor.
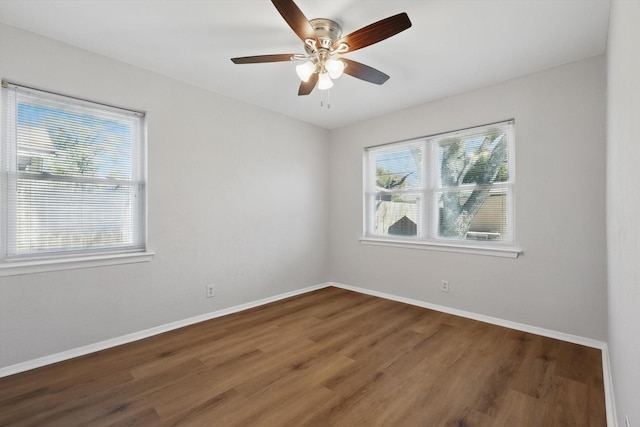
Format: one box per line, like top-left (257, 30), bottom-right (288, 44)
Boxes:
top-left (0, 287), bottom-right (606, 426)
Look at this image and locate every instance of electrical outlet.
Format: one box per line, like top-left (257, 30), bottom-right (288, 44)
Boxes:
top-left (440, 280), bottom-right (449, 293)
top-left (206, 284), bottom-right (215, 298)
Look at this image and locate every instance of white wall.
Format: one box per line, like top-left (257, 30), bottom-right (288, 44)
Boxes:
top-left (607, 1), bottom-right (640, 425)
top-left (0, 24), bottom-right (330, 369)
top-left (329, 56), bottom-right (607, 340)
top-left (0, 22), bottom-right (610, 374)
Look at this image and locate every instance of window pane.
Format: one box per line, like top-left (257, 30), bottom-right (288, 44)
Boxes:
top-left (364, 120), bottom-right (513, 246)
top-left (437, 188), bottom-right (508, 241)
top-left (16, 179), bottom-right (135, 253)
top-left (374, 192), bottom-right (421, 237)
top-left (437, 127), bottom-right (509, 187)
top-left (17, 100), bottom-right (134, 180)
top-left (2, 83), bottom-right (146, 260)
top-left (374, 146), bottom-right (422, 191)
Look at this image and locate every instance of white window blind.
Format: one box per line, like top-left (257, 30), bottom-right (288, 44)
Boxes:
top-left (1, 82), bottom-right (147, 261)
top-left (364, 120), bottom-right (515, 247)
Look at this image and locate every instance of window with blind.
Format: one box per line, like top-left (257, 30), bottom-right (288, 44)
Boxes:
top-left (1, 82), bottom-right (147, 266)
top-left (363, 121), bottom-right (515, 251)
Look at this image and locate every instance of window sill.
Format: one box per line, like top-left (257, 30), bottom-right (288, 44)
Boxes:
top-left (360, 237), bottom-right (522, 258)
top-left (0, 251), bottom-right (155, 277)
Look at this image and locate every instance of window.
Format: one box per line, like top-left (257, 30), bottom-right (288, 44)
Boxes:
top-left (1, 81), bottom-right (149, 272)
top-left (363, 120), bottom-right (518, 256)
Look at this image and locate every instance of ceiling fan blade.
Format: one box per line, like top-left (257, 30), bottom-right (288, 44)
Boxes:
top-left (231, 54), bottom-right (297, 64)
top-left (341, 59), bottom-right (390, 85)
top-left (333, 12), bottom-right (412, 53)
top-left (298, 73), bottom-right (319, 96)
top-left (271, 0), bottom-right (319, 44)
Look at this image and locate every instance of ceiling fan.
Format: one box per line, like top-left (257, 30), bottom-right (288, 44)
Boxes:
top-left (231, 0), bottom-right (412, 96)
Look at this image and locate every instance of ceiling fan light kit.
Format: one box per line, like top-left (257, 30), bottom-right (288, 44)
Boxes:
top-left (295, 61), bottom-right (316, 82)
top-left (318, 71), bottom-right (334, 90)
top-left (295, 19), bottom-right (346, 88)
top-left (231, 0), bottom-right (412, 97)
top-left (325, 57), bottom-right (345, 79)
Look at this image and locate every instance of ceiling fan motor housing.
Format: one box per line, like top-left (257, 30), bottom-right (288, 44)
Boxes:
top-left (307, 18), bottom-right (342, 52)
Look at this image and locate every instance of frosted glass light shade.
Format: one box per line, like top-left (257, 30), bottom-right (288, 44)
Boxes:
top-left (318, 72), bottom-right (334, 90)
top-left (325, 58), bottom-right (345, 79)
top-left (295, 61), bottom-right (316, 82)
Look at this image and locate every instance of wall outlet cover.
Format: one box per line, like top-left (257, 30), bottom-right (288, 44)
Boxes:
top-left (206, 284), bottom-right (215, 298)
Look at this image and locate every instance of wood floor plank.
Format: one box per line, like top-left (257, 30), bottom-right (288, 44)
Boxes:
top-left (473, 331), bottom-right (530, 417)
top-left (0, 287), bottom-right (606, 426)
top-left (102, 408), bottom-right (163, 427)
top-left (509, 335), bottom-right (559, 399)
top-left (492, 389), bottom-right (542, 427)
top-left (163, 389), bottom-right (245, 427)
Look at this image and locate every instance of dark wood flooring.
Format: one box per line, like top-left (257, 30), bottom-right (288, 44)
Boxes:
top-left (0, 287), bottom-right (606, 426)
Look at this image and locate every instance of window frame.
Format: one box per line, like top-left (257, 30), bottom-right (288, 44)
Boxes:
top-left (362, 120), bottom-right (521, 258)
top-left (0, 81), bottom-right (153, 276)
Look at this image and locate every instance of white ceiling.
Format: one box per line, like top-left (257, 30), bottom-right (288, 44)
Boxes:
top-left (0, 0), bottom-right (611, 129)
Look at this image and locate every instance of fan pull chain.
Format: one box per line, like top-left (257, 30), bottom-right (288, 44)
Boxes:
top-left (320, 89), bottom-right (331, 109)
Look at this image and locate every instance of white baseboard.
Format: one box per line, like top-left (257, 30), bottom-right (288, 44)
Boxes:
top-left (0, 282), bottom-right (331, 379)
top-left (600, 345), bottom-right (618, 427)
top-left (330, 282), bottom-right (605, 348)
top-left (329, 281), bottom-right (617, 427)
top-left (0, 280), bottom-right (617, 427)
